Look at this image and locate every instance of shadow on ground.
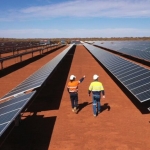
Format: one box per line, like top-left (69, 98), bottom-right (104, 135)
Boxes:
top-left (0, 115), bottom-right (56, 150)
top-left (101, 103), bottom-right (111, 113)
top-left (76, 102), bottom-right (110, 114)
top-left (77, 102), bottom-right (92, 113)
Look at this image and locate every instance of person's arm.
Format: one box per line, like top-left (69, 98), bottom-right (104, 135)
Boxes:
top-left (67, 87), bottom-right (70, 93)
top-left (88, 82), bottom-right (92, 96)
top-left (101, 83), bottom-right (105, 98)
top-left (79, 75), bottom-right (86, 83)
top-left (101, 90), bottom-right (105, 98)
top-left (67, 82), bottom-right (70, 93)
top-left (88, 90), bottom-right (91, 96)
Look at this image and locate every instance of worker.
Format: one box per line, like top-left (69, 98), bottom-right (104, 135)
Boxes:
top-left (88, 74), bottom-right (105, 117)
top-left (67, 75), bottom-right (85, 113)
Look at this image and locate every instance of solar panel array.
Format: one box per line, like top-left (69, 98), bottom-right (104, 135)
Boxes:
top-left (0, 44), bottom-right (74, 137)
top-left (83, 43), bottom-right (150, 103)
top-left (0, 91), bottom-right (36, 136)
top-left (0, 44), bottom-right (74, 101)
top-left (93, 41), bottom-right (150, 62)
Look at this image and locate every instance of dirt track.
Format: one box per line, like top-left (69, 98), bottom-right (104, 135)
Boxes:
top-left (0, 45), bottom-right (150, 150)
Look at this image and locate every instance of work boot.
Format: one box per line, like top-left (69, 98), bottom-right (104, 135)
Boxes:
top-left (74, 107), bottom-right (78, 113)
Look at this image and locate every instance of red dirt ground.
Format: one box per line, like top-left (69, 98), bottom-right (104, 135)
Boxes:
top-left (0, 45), bottom-right (150, 150)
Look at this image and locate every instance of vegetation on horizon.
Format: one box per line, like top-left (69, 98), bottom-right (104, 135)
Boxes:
top-left (0, 37), bottom-right (150, 44)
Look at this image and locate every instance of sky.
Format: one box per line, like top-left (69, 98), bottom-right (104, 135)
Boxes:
top-left (0, 0), bottom-right (150, 38)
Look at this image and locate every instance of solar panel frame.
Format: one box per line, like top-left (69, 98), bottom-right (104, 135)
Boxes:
top-left (136, 90), bottom-right (150, 102)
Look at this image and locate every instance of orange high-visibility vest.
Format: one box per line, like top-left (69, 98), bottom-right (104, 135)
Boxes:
top-left (67, 81), bottom-right (80, 92)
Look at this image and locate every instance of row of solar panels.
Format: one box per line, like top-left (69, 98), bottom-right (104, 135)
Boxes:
top-left (92, 41), bottom-right (150, 62)
top-left (83, 43), bottom-right (150, 103)
top-left (93, 41), bottom-right (150, 51)
top-left (0, 44), bottom-right (74, 101)
top-left (0, 44), bottom-right (74, 137)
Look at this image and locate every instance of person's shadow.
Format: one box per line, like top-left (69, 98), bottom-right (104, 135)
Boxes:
top-left (100, 103), bottom-right (111, 113)
top-left (76, 102), bottom-right (92, 114)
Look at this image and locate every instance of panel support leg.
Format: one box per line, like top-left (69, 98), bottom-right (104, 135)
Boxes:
top-left (15, 114), bottom-right (21, 126)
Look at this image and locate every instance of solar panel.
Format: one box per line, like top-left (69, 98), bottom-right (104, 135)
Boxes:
top-left (131, 83), bottom-right (150, 95)
top-left (119, 69), bottom-right (149, 82)
top-left (0, 91), bottom-right (36, 137)
top-left (83, 43), bottom-right (150, 103)
top-left (126, 76), bottom-right (150, 89)
top-left (123, 72), bottom-right (150, 85)
top-left (0, 44), bottom-right (74, 101)
top-left (93, 41), bottom-right (150, 62)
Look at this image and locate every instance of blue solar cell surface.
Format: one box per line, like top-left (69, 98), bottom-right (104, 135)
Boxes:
top-left (93, 41), bottom-right (150, 62)
top-left (0, 91), bottom-right (36, 136)
top-left (83, 43), bottom-right (150, 103)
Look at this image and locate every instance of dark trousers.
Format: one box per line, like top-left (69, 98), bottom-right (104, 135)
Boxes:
top-left (69, 92), bottom-right (78, 108)
top-left (92, 95), bottom-right (101, 115)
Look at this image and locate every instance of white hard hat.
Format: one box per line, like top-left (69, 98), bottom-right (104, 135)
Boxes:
top-left (93, 74), bottom-right (99, 80)
top-left (70, 75), bottom-right (76, 80)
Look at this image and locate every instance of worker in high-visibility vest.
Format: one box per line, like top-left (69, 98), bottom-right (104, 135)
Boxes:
top-left (88, 74), bottom-right (105, 117)
top-left (67, 75), bottom-right (85, 113)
